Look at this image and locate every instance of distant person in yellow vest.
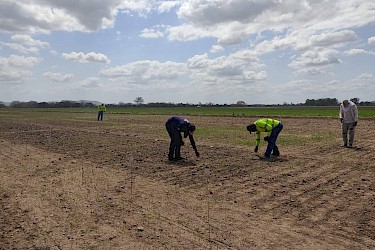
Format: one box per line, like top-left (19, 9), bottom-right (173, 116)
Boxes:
top-left (247, 118), bottom-right (283, 159)
top-left (339, 100), bottom-right (358, 147)
top-left (97, 103), bottom-right (106, 121)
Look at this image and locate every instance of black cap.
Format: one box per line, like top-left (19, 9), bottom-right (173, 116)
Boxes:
top-left (247, 124), bottom-right (256, 133)
top-left (188, 123), bottom-right (196, 132)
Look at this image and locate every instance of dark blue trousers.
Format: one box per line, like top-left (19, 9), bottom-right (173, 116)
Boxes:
top-left (165, 123), bottom-right (182, 159)
top-left (98, 111), bottom-right (104, 121)
top-left (265, 122), bottom-right (283, 157)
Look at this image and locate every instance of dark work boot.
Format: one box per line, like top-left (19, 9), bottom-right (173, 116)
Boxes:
top-left (168, 153), bottom-right (175, 161)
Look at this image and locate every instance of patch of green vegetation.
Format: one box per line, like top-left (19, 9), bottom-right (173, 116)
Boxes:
top-left (280, 132), bottom-right (334, 146)
top-left (1, 106), bottom-right (374, 118)
top-left (109, 106), bottom-right (375, 118)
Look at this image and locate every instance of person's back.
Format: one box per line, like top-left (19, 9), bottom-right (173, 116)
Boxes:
top-left (254, 118), bottom-right (280, 132)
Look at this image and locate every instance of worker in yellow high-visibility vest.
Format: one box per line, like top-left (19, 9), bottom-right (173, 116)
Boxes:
top-left (97, 103), bottom-right (106, 121)
top-left (247, 118), bottom-right (283, 159)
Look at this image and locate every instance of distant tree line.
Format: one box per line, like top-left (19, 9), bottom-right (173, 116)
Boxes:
top-left (304, 98), bottom-right (339, 106)
top-left (1, 100), bottom-right (96, 108)
top-left (0, 97), bottom-right (374, 108)
top-left (303, 97), bottom-right (375, 106)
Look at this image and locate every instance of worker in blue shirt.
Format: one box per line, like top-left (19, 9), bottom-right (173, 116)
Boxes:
top-left (165, 116), bottom-right (200, 161)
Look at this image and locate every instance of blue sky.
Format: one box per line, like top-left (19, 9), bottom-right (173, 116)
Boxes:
top-left (0, 0), bottom-right (374, 105)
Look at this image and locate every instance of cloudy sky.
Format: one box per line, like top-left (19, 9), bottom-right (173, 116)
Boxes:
top-left (1, 0), bottom-right (374, 105)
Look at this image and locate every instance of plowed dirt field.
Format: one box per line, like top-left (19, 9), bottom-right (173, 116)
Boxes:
top-left (0, 111), bottom-right (374, 249)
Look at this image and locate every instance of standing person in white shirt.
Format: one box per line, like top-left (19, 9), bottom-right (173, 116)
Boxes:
top-left (339, 100), bottom-right (358, 147)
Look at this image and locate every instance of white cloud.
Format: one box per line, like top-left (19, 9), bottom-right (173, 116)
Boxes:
top-left (289, 48), bottom-right (341, 71)
top-left (118, 0), bottom-right (154, 14)
top-left (344, 48), bottom-right (375, 56)
top-left (140, 28), bottom-right (164, 39)
top-left (171, 0), bottom-right (375, 46)
top-left (0, 55), bottom-right (42, 84)
top-left (368, 36), bottom-right (375, 45)
top-left (340, 73), bottom-right (375, 92)
top-left (309, 30), bottom-right (358, 47)
top-left (210, 44), bottom-right (224, 53)
top-left (357, 73), bottom-right (373, 80)
top-left (62, 52), bottom-right (110, 64)
top-left (43, 72), bottom-right (73, 82)
top-left (11, 34), bottom-right (49, 48)
top-left (254, 35), bottom-right (295, 55)
top-left (0, 0), bottom-right (164, 33)
top-left (0, 0), bottom-right (85, 33)
top-left (99, 60), bottom-right (187, 85)
top-left (77, 77), bottom-right (102, 88)
top-left (178, 0), bottom-right (276, 26)
top-left (1, 34), bottom-right (49, 54)
top-left (277, 79), bottom-right (340, 96)
top-left (1, 42), bottom-right (39, 54)
top-left (1, 55), bottom-right (41, 67)
top-left (187, 50), bottom-right (266, 85)
top-left (167, 24), bottom-right (213, 41)
top-left (158, 1), bottom-right (180, 13)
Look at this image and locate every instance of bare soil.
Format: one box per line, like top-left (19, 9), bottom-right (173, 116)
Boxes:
top-left (0, 114), bottom-right (374, 249)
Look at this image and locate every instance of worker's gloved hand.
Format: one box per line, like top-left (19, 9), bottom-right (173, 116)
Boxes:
top-left (354, 121), bottom-right (358, 127)
top-left (180, 140), bottom-right (184, 146)
top-left (254, 146), bottom-right (258, 153)
top-left (264, 136), bottom-right (269, 142)
top-left (195, 151), bottom-right (200, 157)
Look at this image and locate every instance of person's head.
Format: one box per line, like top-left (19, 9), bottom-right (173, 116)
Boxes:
top-left (342, 100), bottom-right (349, 107)
top-left (247, 124), bottom-right (257, 133)
top-left (188, 123), bottom-right (196, 135)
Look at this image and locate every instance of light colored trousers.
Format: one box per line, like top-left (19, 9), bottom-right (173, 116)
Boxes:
top-left (342, 122), bottom-right (356, 146)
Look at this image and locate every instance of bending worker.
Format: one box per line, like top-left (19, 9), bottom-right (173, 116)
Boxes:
top-left (247, 118), bottom-right (283, 159)
top-left (165, 116), bottom-right (200, 161)
top-left (97, 103), bottom-right (106, 121)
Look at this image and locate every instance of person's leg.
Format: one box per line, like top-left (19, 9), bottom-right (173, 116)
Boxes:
top-left (272, 145), bottom-right (280, 156)
top-left (265, 123), bottom-right (283, 158)
top-left (166, 124), bottom-right (181, 160)
top-left (348, 123), bottom-right (356, 147)
top-left (174, 132), bottom-right (182, 159)
top-left (272, 124), bottom-right (283, 156)
top-left (342, 123), bottom-right (349, 146)
top-left (166, 123), bottom-right (175, 160)
top-left (97, 112), bottom-right (100, 121)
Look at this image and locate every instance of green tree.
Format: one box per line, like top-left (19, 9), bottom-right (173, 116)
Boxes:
top-left (134, 97), bottom-right (144, 105)
top-left (350, 97), bottom-right (360, 104)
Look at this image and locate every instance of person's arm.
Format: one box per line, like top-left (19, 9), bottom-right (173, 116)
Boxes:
top-left (189, 134), bottom-right (200, 157)
top-left (255, 131), bottom-right (261, 147)
top-left (352, 104), bottom-right (358, 126)
top-left (254, 131), bottom-right (260, 152)
top-left (339, 104), bottom-right (344, 123)
top-left (353, 105), bottom-right (358, 121)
